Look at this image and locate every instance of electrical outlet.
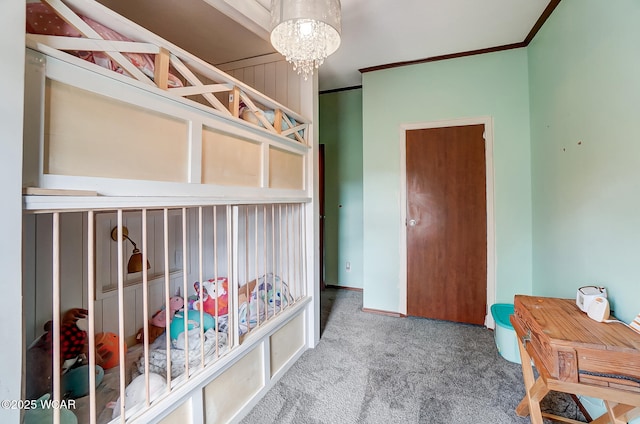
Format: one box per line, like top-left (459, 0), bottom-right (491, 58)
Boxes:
top-left (346, 261), bottom-right (351, 272)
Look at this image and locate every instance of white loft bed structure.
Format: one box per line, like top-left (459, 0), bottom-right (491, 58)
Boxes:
top-left (20, 0), bottom-right (318, 423)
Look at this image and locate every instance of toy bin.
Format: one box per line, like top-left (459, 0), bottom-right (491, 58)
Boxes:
top-left (490, 303), bottom-right (521, 364)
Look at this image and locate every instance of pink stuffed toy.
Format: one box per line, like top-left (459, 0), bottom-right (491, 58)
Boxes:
top-left (135, 296), bottom-right (183, 344)
top-left (149, 296), bottom-right (184, 327)
top-left (193, 278), bottom-right (228, 316)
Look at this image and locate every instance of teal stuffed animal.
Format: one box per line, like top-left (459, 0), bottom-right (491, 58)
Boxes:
top-left (169, 310), bottom-right (215, 340)
top-left (23, 394), bottom-right (78, 424)
top-left (61, 364), bottom-right (104, 399)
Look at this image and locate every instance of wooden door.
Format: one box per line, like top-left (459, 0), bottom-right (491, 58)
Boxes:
top-left (406, 125), bottom-right (486, 325)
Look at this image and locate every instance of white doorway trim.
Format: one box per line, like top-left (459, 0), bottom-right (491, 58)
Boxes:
top-left (399, 116), bottom-right (496, 328)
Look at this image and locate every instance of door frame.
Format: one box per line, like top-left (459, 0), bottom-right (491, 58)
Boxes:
top-left (399, 116), bottom-right (496, 327)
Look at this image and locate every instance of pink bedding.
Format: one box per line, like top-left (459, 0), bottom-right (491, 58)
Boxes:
top-left (26, 3), bottom-right (183, 88)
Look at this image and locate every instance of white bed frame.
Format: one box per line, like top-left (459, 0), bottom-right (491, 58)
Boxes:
top-left (21, 1), bottom-right (318, 423)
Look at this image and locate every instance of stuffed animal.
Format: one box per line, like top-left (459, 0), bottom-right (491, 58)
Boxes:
top-left (134, 324), bottom-right (165, 345)
top-left (23, 394), bottom-right (78, 424)
top-left (110, 372), bottom-right (166, 419)
top-left (26, 308), bottom-right (89, 399)
top-left (238, 278), bottom-right (258, 305)
top-left (30, 308), bottom-right (88, 361)
top-left (169, 310), bottom-right (216, 340)
top-left (25, 342), bottom-right (52, 400)
top-left (95, 332), bottom-right (126, 370)
top-left (150, 297), bottom-right (184, 327)
top-left (61, 364), bottom-right (104, 399)
top-left (135, 296), bottom-right (184, 345)
top-left (193, 278), bottom-right (228, 316)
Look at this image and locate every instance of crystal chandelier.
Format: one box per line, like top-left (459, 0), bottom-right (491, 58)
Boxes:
top-left (270, 0), bottom-right (342, 80)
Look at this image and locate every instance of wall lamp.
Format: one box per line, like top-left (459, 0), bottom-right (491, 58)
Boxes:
top-left (110, 226), bottom-right (150, 274)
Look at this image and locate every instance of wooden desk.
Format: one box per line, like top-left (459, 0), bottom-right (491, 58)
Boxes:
top-left (511, 295), bottom-right (640, 424)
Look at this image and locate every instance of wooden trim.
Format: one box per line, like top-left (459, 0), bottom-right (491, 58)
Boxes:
top-left (230, 86), bottom-right (241, 118)
top-left (324, 284), bottom-right (362, 292)
top-left (360, 0), bottom-right (562, 75)
top-left (362, 307), bottom-right (406, 318)
top-left (274, 109), bottom-right (283, 133)
top-left (360, 43), bottom-right (525, 74)
top-left (319, 85), bottom-right (362, 95)
top-left (23, 187), bottom-right (98, 196)
top-left (154, 47), bottom-right (170, 90)
top-left (524, 0), bottom-right (562, 45)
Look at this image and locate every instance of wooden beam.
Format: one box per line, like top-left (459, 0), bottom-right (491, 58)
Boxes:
top-left (230, 86), bottom-right (241, 118)
top-left (274, 109), bottom-right (283, 133)
top-left (154, 47), bottom-right (170, 90)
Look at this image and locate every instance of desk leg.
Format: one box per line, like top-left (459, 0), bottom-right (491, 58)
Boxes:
top-left (516, 336), bottom-right (547, 424)
top-left (603, 401), bottom-right (636, 424)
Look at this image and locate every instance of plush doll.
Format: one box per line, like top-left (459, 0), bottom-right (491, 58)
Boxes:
top-left (23, 394), bottom-right (78, 424)
top-left (61, 364), bottom-right (104, 398)
top-left (109, 372), bottom-right (166, 419)
top-left (238, 278), bottom-right (258, 305)
top-left (26, 308), bottom-right (90, 399)
top-left (135, 296), bottom-right (184, 345)
top-left (33, 308), bottom-right (89, 361)
top-left (150, 296), bottom-right (184, 327)
top-left (94, 332), bottom-right (126, 370)
top-left (193, 278), bottom-right (228, 316)
top-left (169, 310), bottom-right (216, 340)
top-left (134, 325), bottom-right (165, 345)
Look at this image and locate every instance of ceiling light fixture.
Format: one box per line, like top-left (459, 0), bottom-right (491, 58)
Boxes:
top-left (270, 0), bottom-right (342, 80)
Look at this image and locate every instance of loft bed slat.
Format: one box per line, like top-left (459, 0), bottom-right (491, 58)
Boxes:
top-left (240, 93), bottom-right (278, 132)
top-left (154, 47), bottom-right (170, 90)
top-left (170, 84), bottom-right (234, 97)
top-left (169, 55), bottom-right (232, 115)
top-left (274, 109), bottom-right (283, 133)
top-left (281, 113), bottom-right (306, 144)
top-left (231, 86), bottom-right (242, 118)
top-left (25, 34), bottom-right (161, 54)
top-left (41, 0), bottom-right (155, 86)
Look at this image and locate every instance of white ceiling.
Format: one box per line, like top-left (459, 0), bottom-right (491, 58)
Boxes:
top-left (98, 0), bottom-right (552, 92)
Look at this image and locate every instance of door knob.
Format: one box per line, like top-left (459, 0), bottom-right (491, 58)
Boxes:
top-left (408, 219), bottom-right (417, 227)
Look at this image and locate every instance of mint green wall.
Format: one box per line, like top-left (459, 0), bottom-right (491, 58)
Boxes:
top-left (319, 88), bottom-right (364, 288)
top-left (528, 0), bottom-right (640, 323)
top-left (362, 49), bottom-right (532, 312)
